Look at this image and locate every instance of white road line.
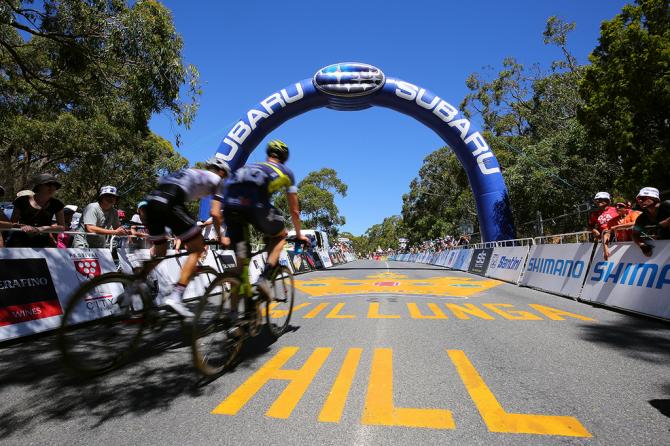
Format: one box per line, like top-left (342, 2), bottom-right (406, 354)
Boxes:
top-left (384, 261), bottom-right (389, 273)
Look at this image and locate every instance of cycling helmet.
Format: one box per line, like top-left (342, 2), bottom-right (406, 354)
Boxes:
top-left (266, 139), bottom-right (289, 163)
top-left (205, 157), bottom-right (231, 176)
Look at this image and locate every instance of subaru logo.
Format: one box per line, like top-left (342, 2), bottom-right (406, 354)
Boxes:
top-left (313, 62), bottom-right (385, 97)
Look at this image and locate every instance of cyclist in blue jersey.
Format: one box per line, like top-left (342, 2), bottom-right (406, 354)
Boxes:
top-left (210, 139), bottom-right (310, 287)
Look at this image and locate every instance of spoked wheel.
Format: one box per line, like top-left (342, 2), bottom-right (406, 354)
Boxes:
top-left (192, 274), bottom-right (243, 376)
top-left (264, 265), bottom-right (295, 338)
top-left (58, 272), bottom-right (150, 377)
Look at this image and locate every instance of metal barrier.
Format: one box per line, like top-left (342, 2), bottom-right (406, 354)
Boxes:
top-left (534, 231), bottom-right (592, 245)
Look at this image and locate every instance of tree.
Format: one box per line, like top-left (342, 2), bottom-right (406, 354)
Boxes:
top-left (363, 215), bottom-right (405, 252)
top-left (0, 0), bottom-right (197, 205)
top-left (579, 0), bottom-right (670, 194)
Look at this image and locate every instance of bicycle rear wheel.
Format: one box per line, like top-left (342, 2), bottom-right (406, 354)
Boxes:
top-left (264, 265), bottom-right (295, 338)
top-left (58, 272), bottom-right (150, 377)
top-left (192, 274), bottom-right (243, 376)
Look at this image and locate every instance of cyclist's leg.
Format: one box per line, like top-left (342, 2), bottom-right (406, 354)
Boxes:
top-left (222, 209), bottom-right (247, 316)
top-left (144, 198), bottom-right (169, 257)
top-left (251, 206), bottom-right (287, 275)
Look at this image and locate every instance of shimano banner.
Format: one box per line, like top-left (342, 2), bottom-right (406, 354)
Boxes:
top-left (520, 243), bottom-right (595, 298)
top-left (581, 241), bottom-right (670, 321)
top-left (208, 62), bottom-right (515, 242)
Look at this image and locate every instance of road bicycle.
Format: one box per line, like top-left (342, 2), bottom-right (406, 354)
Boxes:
top-left (191, 228), bottom-right (301, 376)
top-left (58, 247), bottom-right (219, 377)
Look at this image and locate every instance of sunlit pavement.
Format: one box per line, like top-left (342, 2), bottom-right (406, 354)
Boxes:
top-left (1, 260), bottom-right (668, 446)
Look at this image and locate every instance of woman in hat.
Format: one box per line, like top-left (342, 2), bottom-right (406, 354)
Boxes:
top-left (6, 174), bottom-right (65, 248)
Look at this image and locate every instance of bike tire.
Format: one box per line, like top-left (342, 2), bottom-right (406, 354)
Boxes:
top-left (58, 272), bottom-right (150, 377)
top-left (192, 273), bottom-right (243, 376)
top-left (264, 265), bottom-right (295, 338)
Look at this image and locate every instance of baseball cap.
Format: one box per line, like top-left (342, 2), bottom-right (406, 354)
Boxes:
top-left (636, 187), bottom-right (660, 200)
top-left (64, 205), bottom-right (78, 214)
top-left (594, 192), bottom-right (611, 201)
top-left (99, 185), bottom-right (119, 197)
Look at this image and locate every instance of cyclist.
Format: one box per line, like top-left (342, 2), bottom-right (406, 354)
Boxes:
top-left (145, 157), bottom-right (231, 317)
top-left (211, 139), bottom-right (310, 289)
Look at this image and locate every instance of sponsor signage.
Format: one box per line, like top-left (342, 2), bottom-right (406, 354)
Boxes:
top-left (486, 246), bottom-right (530, 283)
top-left (520, 243), bottom-right (594, 298)
top-left (468, 248), bottom-right (493, 276)
top-left (453, 249), bottom-right (474, 271)
top-left (445, 250), bottom-right (460, 268)
top-left (0, 258), bottom-right (61, 327)
top-left (289, 252), bottom-right (311, 273)
top-left (581, 241), bottom-right (670, 320)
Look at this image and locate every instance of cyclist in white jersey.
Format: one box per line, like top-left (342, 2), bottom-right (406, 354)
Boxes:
top-left (145, 157), bottom-right (231, 317)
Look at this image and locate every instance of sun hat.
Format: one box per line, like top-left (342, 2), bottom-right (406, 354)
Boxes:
top-left (636, 187), bottom-right (660, 200)
top-left (594, 192), bottom-right (611, 201)
top-left (31, 173), bottom-right (61, 192)
top-left (99, 185), bottom-right (119, 197)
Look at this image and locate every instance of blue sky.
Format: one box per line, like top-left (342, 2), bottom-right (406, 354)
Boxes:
top-left (150, 0), bottom-right (630, 235)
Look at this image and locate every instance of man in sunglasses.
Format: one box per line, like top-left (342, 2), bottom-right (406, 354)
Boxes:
top-left (632, 187), bottom-right (670, 257)
top-left (587, 192), bottom-right (618, 241)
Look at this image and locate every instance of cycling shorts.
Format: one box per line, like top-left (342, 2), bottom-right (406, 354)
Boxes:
top-left (145, 184), bottom-right (201, 244)
top-left (224, 205), bottom-right (286, 249)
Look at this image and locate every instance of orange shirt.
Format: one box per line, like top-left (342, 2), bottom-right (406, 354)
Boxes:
top-left (609, 210), bottom-right (641, 242)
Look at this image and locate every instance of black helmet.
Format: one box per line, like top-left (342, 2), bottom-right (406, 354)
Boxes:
top-left (205, 157), bottom-right (231, 176)
top-left (266, 139), bottom-right (289, 163)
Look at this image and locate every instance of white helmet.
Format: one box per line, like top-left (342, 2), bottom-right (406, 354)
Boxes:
top-left (594, 191), bottom-right (611, 201)
top-left (637, 187), bottom-right (660, 200)
top-left (205, 157), bottom-right (231, 176)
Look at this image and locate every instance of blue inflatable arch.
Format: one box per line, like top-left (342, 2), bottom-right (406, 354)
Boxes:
top-left (207, 62), bottom-right (515, 242)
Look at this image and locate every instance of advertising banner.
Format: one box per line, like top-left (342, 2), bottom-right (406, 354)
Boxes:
top-left (290, 252), bottom-right (311, 273)
top-left (486, 246), bottom-right (530, 283)
top-left (468, 248), bottom-right (494, 276)
top-left (453, 249), bottom-right (473, 271)
top-left (445, 249), bottom-right (460, 268)
top-left (520, 243), bottom-right (594, 298)
top-left (279, 250), bottom-right (294, 274)
top-left (0, 248), bottom-right (117, 341)
top-left (318, 250), bottom-right (333, 268)
top-left (581, 241), bottom-right (670, 321)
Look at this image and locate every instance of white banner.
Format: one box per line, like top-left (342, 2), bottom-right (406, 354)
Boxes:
top-left (0, 248), bottom-right (117, 341)
top-left (445, 249), bottom-right (460, 268)
top-left (486, 246), bottom-right (530, 284)
top-left (581, 241), bottom-right (670, 321)
top-left (452, 249), bottom-right (473, 271)
top-left (520, 243), bottom-right (594, 298)
top-left (318, 249), bottom-right (333, 268)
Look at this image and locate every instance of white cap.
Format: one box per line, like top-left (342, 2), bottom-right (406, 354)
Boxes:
top-left (99, 185), bottom-right (119, 197)
top-left (637, 187), bottom-right (660, 200)
top-left (16, 189), bottom-right (34, 197)
top-left (594, 192), bottom-right (611, 201)
top-left (64, 205), bottom-right (78, 213)
top-left (130, 214), bottom-right (142, 224)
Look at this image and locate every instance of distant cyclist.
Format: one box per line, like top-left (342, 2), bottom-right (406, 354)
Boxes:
top-left (145, 158), bottom-right (231, 317)
top-left (212, 139), bottom-right (310, 287)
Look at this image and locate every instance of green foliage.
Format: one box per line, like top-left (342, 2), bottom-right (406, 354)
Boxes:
top-left (363, 215), bottom-right (405, 252)
top-left (578, 0), bottom-right (670, 194)
top-left (0, 0), bottom-right (197, 207)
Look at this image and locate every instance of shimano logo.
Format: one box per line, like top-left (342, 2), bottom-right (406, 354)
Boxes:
top-left (590, 261), bottom-right (670, 289)
top-left (218, 83), bottom-right (305, 162)
top-left (495, 256), bottom-right (523, 270)
top-left (526, 257), bottom-right (584, 278)
top-left (0, 277), bottom-right (48, 289)
top-left (394, 80), bottom-right (500, 176)
top-left (313, 62), bottom-right (385, 97)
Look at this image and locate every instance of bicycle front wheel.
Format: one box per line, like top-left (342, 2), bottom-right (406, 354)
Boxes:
top-left (192, 274), bottom-right (243, 376)
top-left (58, 272), bottom-right (150, 377)
top-left (265, 265), bottom-right (295, 338)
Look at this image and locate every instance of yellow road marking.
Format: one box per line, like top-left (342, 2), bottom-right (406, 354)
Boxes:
top-left (367, 302), bottom-right (401, 319)
top-left (212, 346), bottom-right (331, 419)
top-left (319, 348), bottom-right (363, 423)
top-left (326, 303), bottom-right (356, 319)
top-left (445, 303), bottom-right (495, 320)
top-left (362, 348), bottom-right (455, 429)
top-left (528, 304), bottom-right (595, 321)
top-left (447, 350), bottom-right (591, 437)
top-left (482, 304), bottom-right (544, 320)
top-left (407, 302), bottom-right (448, 319)
top-left (269, 302), bottom-right (310, 318)
top-left (304, 302), bottom-right (329, 318)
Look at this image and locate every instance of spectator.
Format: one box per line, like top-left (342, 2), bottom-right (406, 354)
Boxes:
top-left (73, 186), bottom-right (128, 248)
top-left (602, 200), bottom-right (641, 260)
top-left (56, 205), bottom-right (78, 248)
top-left (129, 201), bottom-right (151, 250)
top-left (632, 187), bottom-right (670, 257)
top-left (587, 192), bottom-right (618, 241)
top-left (5, 174), bottom-right (65, 248)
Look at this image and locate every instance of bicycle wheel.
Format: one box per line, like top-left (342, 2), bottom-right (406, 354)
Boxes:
top-left (58, 272), bottom-right (150, 377)
top-left (192, 274), bottom-right (243, 376)
top-left (264, 265), bottom-right (295, 338)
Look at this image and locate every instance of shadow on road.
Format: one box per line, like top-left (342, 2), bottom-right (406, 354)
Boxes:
top-left (0, 320), bottom-right (282, 439)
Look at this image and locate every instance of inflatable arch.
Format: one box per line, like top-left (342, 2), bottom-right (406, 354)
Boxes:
top-left (206, 62), bottom-right (515, 242)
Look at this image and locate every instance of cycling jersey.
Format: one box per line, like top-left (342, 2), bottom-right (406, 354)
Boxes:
top-left (158, 168), bottom-right (222, 202)
top-left (220, 161), bottom-right (297, 208)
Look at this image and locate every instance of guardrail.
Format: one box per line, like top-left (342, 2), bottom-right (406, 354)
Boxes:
top-left (534, 231), bottom-right (592, 245)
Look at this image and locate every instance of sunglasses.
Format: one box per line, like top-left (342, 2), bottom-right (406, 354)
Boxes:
top-left (615, 204), bottom-right (627, 209)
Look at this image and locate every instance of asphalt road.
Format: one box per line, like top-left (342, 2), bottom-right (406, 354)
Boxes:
top-left (1, 259), bottom-right (669, 445)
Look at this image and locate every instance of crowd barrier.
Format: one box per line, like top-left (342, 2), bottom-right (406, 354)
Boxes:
top-left (0, 245), bottom-right (356, 342)
top-left (390, 237), bottom-right (670, 322)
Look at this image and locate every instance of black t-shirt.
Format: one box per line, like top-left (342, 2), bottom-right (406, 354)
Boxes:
top-left (633, 200), bottom-right (670, 240)
top-left (12, 195), bottom-right (65, 226)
